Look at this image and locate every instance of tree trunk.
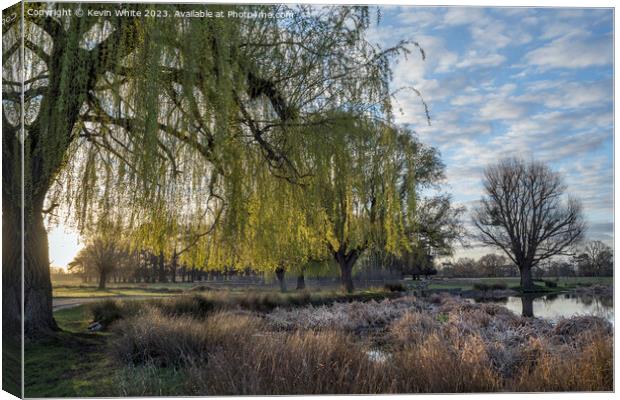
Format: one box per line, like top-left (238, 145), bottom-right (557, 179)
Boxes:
top-left (2, 12), bottom-right (140, 338)
top-left (23, 207), bottom-right (58, 334)
top-left (519, 264), bottom-right (534, 291)
top-left (157, 251), bottom-right (166, 283)
top-left (296, 272), bottom-right (306, 290)
top-left (275, 267), bottom-right (287, 292)
top-left (2, 202), bottom-right (23, 338)
top-left (339, 262), bottom-right (354, 293)
top-left (334, 248), bottom-right (361, 293)
top-left (98, 270), bottom-right (107, 290)
top-left (170, 252), bottom-right (177, 283)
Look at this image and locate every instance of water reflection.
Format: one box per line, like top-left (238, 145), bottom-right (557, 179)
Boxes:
top-left (521, 296), bottom-right (533, 317)
top-left (473, 292), bottom-right (614, 323)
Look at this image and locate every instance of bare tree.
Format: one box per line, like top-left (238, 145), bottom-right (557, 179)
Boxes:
top-left (71, 238), bottom-right (126, 290)
top-left (477, 254), bottom-right (508, 277)
top-left (473, 158), bottom-right (585, 291)
top-left (579, 241), bottom-right (614, 276)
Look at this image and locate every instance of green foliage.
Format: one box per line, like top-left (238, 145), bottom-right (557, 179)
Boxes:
top-left (6, 2), bottom-right (455, 299)
top-left (69, 235), bottom-right (130, 287)
top-left (6, 3), bottom-right (419, 273)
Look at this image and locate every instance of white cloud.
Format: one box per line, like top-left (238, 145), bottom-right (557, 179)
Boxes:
top-left (442, 7), bottom-right (487, 26)
top-left (450, 94), bottom-right (484, 106)
top-left (479, 98), bottom-right (525, 120)
top-left (379, 6), bottom-right (613, 257)
top-left (455, 50), bottom-right (505, 69)
top-left (540, 22), bottom-right (584, 40)
top-left (398, 9), bottom-right (441, 29)
top-left (525, 33), bottom-right (612, 70)
top-left (539, 81), bottom-right (611, 109)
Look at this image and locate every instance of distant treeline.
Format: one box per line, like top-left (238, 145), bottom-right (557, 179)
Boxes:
top-left (59, 243), bottom-right (438, 288)
top-left (439, 241), bottom-right (613, 278)
top-left (56, 240), bottom-right (611, 287)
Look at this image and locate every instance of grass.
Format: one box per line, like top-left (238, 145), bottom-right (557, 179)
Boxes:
top-left (472, 282), bottom-right (508, 291)
top-left (26, 287), bottom-right (613, 396)
top-left (53, 286), bottom-right (183, 298)
top-left (26, 288), bottom-right (401, 397)
top-left (2, 334), bottom-right (22, 397)
top-left (108, 295), bottom-right (612, 394)
top-left (427, 276), bottom-right (613, 292)
top-left (87, 288), bottom-right (402, 329)
top-left (24, 306), bottom-right (114, 397)
top-left (51, 276), bottom-right (613, 298)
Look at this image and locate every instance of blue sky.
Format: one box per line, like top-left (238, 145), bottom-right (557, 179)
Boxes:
top-left (369, 6), bottom-right (614, 259)
top-left (48, 5), bottom-right (614, 267)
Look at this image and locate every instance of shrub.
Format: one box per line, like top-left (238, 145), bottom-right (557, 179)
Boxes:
top-left (384, 282), bottom-right (406, 292)
top-left (89, 300), bottom-right (142, 328)
top-left (91, 300), bottom-right (124, 327)
top-left (153, 295), bottom-right (218, 318)
top-left (110, 308), bottom-right (263, 367)
top-left (389, 311), bottom-right (440, 345)
top-left (510, 333), bottom-right (612, 391)
top-left (389, 333), bottom-right (501, 393)
top-left (265, 298), bottom-right (418, 331)
top-left (189, 330), bottom-right (387, 395)
top-left (543, 280), bottom-right (558, 288)
top-left (472, 282), bottom-right (507, 291)
top-left (91, 289), bottom-right (402, 329)
top-left (551, 316), bottom-right (612, 338)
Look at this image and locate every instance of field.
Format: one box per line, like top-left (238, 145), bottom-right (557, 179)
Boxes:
top-left (26, 286), bottom-right (613, 396)
top-left (426, 276), bottom-right (613, 291)
top-left (51, 276), bottom-right (614, 298)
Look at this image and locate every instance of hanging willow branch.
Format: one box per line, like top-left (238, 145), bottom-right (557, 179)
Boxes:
top-left (6, 3), bottom-right (433, 271)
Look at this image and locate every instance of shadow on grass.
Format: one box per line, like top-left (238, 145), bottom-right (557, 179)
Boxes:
top-left (24, 306), bottom-right (116, 398)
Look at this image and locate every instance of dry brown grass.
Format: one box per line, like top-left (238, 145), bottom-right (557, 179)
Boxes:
top-left (389, 333), bottom-right (501, 393)
top-left (109, 294), bottom-right (613, 395)
top-left (389, 311), bottom-right (440, 345)
top-left (511, 330), bottom-right (613, 392)
top-left (191, 330), bottom-right (390, 395)
top-left (110, 307), bottom-right (263, 367)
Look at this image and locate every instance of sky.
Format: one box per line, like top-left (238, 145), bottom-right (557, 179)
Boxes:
top-left (371, 6), bottom-right (614, 260)
top-left (47, 5), bottom-right (614, 267)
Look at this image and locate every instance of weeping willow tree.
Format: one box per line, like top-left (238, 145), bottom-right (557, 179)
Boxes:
top-left (300, 114), bottom-right (459, 292)
top-left (3, 3), bottom-right (415, 334)
top-left (302, 114), bottom-right (409, 292)
top-left (221, 153), bottom-right (327, 292)
top-left (367, 131), bottom-right (464, 279)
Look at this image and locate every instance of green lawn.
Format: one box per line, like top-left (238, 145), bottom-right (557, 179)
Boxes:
top-left (425, 276), bottom-right (613, 291)
top-left (24, 306), bottom-right (115, 397)
top-left (52, 276), bottom-right (613, 298)
top-left (2, 335), bottom-right (21, 397)
top-left (52, 281), bottom-right (264, 298)
top-left (53, 286), bottom-right (183, 298)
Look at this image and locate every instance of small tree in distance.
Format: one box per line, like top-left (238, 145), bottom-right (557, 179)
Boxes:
top-left (473, 158), bottom-right (585, 291)
top-left (70, 238), bottom-right (127, 290)
top-left (575, 240), bottom-right (614, 276)
top-left (477, 254), bottom-right (508, 277)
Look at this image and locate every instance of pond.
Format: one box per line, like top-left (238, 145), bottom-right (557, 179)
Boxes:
top-left (472, 292), bottom-right (614, 323)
